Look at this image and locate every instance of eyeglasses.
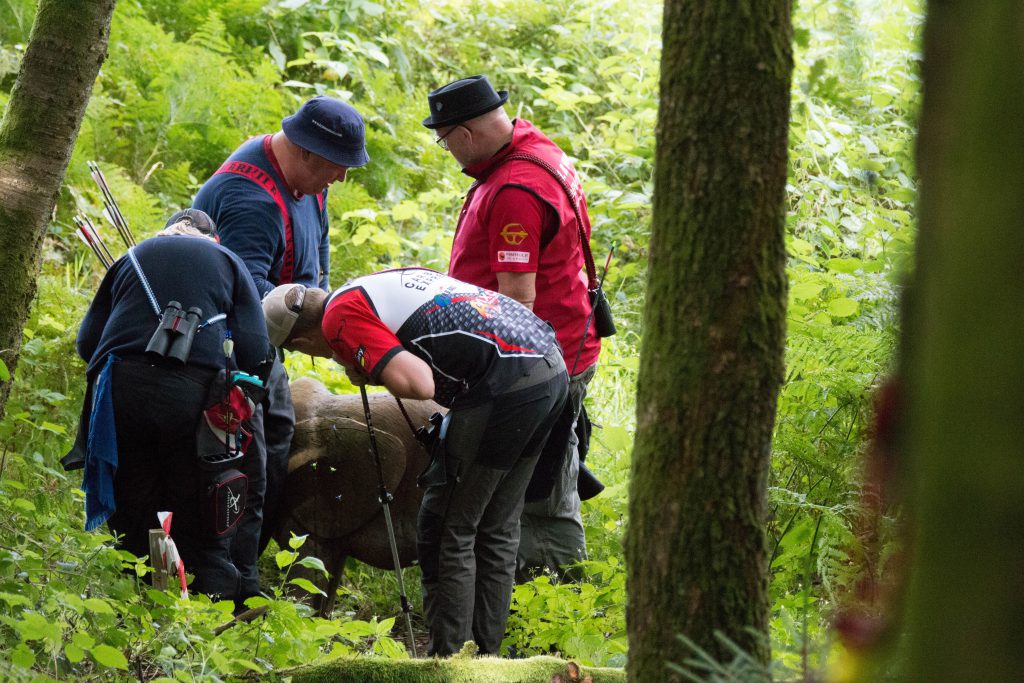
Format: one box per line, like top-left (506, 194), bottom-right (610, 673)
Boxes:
top-left (434, 124), bottom-right (470, 151)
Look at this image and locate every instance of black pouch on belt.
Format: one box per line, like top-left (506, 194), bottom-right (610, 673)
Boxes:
top-left (589, 286), bottom-right (616, 338)
top-left (203, 467), bottom-right (248, 537)
top-left (416, 411), bottom-right (450, 489)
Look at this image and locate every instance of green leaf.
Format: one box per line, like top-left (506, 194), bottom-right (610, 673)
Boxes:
top-left (0, 358), bottom-right (10, 382)
top-left (828, 298), bottom-right (859, 318)
top-left (147, 589), bottom-right (176, 607)
top-left (244, 595), bottom-right (270, 609)
top-left (0, 591), bottom-right (32, 607)
top-left (15, 611), bottom-right (62, 643)
top-left (84, 598), bottom-right (115, 615)
top-left (233, 658), bottom-right (265, 673)
top-left (288, 577), bottom-right (326, 596)
top-left (65, 643), bottom-right (86, 664)
top-left (275, 550), bottom-right (298, 569)
top-left (71, 631), bottom-right (95, 650)
top-left (790, 281), bottom-right (825, 301)
top-left (826, 257), bottom-right (865, 274)
top-left (11, 642), bottom-right (35, 668)
top-left (39, 421), bottom-right (66, 434)
top-left (288, 532), bottom-right (308, 550)
top-left (11, 498), bottom-right (35, 513)
top-left (91, 643), bottom-right (129, 670)
top-left (598, 425), bottom-right (633, 453)
top-left (296, 555), bottom-right (328, 576)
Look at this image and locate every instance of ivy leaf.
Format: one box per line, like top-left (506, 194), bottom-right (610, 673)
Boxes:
top-left (91, 644), bottom-right (128, 670)
top-left (288, 577), bottom-right (326, 596)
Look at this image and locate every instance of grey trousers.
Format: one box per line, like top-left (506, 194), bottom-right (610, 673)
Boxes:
top-left (418, 354), bottom-right (568, 656)
top-left (516, 364), bottom-right (596, 582)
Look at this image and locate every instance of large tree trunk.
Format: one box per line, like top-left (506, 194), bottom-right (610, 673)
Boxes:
top-left (0, 0), bottom-right (116, 420)
top-left (625, 0), bottom-right (792, 678)
top-left (895, 2), bottom-right (1024, 679)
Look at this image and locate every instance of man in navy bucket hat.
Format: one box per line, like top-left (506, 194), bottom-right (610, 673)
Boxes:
top-left (193, 96), bottom-right (370, 570)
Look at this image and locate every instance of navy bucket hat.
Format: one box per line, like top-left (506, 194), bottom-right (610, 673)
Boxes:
top-left (282, 96), bottom-right (370, 168)
top-left (422, 75), bottom-right (509, 130)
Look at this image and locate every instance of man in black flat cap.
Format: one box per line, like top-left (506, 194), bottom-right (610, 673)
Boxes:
top-left (193, 96), bottom-right (371, 560)
top-left (423, 76), bottom-right (605, 584)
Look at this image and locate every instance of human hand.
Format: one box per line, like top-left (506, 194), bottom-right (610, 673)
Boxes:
top-left (335, 356), bottom-right (368, 386)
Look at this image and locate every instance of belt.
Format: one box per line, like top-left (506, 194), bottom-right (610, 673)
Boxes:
top-left (506, 347), bottom-right (566, 392)
top-left (118, 354), bottom-right (219, 384)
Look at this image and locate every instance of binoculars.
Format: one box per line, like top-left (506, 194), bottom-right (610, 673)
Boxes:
top-left (146, 300), bottom-right (203, 364)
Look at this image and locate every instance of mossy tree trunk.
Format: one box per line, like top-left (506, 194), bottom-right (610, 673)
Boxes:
top-left (625, 0), bottom-right (792, 678)
top-left (894, 2), bottom-right (1024, 679)
top-left (0, 0), bottom-right (115, 421)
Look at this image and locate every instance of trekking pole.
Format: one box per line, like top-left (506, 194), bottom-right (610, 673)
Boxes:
top-left (359, 386), bottom-right (418, 657)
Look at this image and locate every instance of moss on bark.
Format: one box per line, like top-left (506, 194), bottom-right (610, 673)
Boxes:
top-left (0, 0), bottom-right (115, 419)
top-left (288, 655), bottom-right (625, 683)
top-left (625, 0), bottom-right (793, 679)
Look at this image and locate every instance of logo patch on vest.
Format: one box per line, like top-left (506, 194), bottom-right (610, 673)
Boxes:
top-left (497, 250), bottom-right (530, 264)
top-left (500, 223), bottom-right (528, 246)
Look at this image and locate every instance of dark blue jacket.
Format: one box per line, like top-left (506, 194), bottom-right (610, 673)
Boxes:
top-left (77, 236), bottom-right (273, 377)
top-left (193, 136), bottom-right (330, 297)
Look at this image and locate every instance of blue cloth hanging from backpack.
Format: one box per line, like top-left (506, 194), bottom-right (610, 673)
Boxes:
top-left (83, 354), bottom-right (119, 531)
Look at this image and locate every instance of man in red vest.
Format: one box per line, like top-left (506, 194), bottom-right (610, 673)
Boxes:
top-left (423, 75), bottom-right (602, 582)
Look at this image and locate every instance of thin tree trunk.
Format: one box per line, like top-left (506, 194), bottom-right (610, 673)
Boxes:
top-left (896, 2), bottom-right (1024, 679)
top-left (625, 0), bottom-right (792, 679)
top-left (0, 0), bottom-right (116, 420)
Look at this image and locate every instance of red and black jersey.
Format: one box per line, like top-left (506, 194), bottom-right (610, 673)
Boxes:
top-left (322, 268), bottom-right (558, 407)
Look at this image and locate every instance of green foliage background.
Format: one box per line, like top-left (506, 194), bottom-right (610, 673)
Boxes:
top-left (0, 0), bottom-right (919, 679)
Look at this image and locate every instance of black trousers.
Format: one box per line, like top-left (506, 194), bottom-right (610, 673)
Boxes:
top-left (257, 356), bottom-right (295, 553)
top-left (418, 351), bottom-right (569, 656)
top-left (107, 360), bottom-right (265, 600)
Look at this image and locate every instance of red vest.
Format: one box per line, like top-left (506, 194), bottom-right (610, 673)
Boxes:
top-left (449, 119), bottom-right (600, 373)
